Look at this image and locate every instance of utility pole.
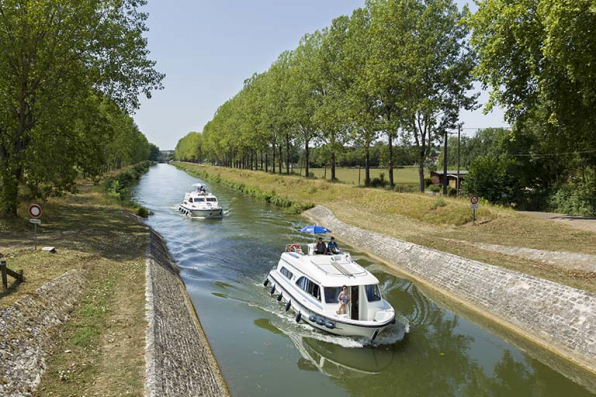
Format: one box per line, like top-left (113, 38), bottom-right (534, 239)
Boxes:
top-left (457, 125), bottom-right (461, 196)
top-left (443, 130), bottom-right (448, 195)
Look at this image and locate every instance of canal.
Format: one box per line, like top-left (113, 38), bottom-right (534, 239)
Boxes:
top-left (133, 164), bottom-right (595, 396)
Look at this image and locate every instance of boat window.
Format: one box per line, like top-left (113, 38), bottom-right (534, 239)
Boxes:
top-left (207, 198), bottom-right (217, 202)
top-left (280, 267), bottom-right (293, 280)
top-left (196, 198), bottom-right (206, 202)
top-left (189, 198), bottom-right (193, 203)
top-left (296, 276), bottom-right (320, 301)
top-left (365, 284), bottom-right (382, 302)
top-left (324, 287), bottom-right (343, 303)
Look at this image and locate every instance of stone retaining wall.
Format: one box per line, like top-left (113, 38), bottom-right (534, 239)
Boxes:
top-left (0, 269), bottom-right (86, 396)
top-left (305, 205), bottom-right (596, 373)
top-left (145, 229), bottom-right (229, 397)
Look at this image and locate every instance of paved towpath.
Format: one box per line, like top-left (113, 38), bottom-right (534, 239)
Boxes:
top-left (518, 211), bottom-right (596, 234)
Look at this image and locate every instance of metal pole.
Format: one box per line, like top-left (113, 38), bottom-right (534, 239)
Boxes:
top-left (443, 130), bottom-right (448, 195)
top-left (457, 125), bottom-right (461, 196)
top-left (34, 223), bottom-right (37, 250)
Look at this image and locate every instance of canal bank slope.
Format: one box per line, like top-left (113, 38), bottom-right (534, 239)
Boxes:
top-left (145, 227), bottom-right (229, 397)
top-left (305, 205), bottom-right (596, 375)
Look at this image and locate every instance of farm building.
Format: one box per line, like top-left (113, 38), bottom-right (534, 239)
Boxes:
top-left (430, 170), bottom-right (468, 189)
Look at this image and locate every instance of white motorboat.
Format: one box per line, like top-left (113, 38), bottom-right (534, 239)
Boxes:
top-left (178, 183), bottom-right (223, 218)
top-left (265, 240), bottom-right (400, 340)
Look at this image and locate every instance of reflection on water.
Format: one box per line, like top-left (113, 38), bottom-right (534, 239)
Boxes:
top-left (134, 164), bottom-right (595, 397)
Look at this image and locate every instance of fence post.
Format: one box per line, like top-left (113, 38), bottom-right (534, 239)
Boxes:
top-left (1, 261), bottom-right (7, 290)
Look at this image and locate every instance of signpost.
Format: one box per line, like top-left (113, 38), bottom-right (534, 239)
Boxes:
top-left (28, 204), bottom-right (42, 250)
top-left (470, 196), bottom-right (479, 223)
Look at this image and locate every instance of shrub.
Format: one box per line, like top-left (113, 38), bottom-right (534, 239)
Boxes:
top-left (370, 172), bottom-right (388, 188)
top-left (428, 184), bottom-right (441, 193)
top-left (137, 207), bottom-right (150, 218)
top-left (424, 177), bottom-right (433, 188)
top-left (548, 183), bottom-right (596, 216)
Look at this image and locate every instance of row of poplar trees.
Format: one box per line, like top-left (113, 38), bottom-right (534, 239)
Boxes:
top-left (179, 0), bottom-right (596, 202)
top-left (181, 0), bottom-right (478, 191)
top-left (0, 0), bottom-right (164, 217)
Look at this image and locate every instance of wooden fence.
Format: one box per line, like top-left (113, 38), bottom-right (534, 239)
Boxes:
top-left (0, 260), bottom-right (24, 289)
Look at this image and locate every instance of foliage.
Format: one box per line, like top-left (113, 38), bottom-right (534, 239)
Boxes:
top-left (0, 0), bottom-right (163, 216)
top-left (103, 162), bottom-right (151, 208)
top-left (175, 132), bottom-right (203, 162)
top-left (549, 183), bottom-right (596, 217)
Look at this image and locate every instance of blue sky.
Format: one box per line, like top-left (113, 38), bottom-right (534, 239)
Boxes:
top-left (134, 1), bottom-right (508, 150)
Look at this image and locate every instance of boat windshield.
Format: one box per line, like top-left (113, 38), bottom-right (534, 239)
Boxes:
top-left (365, 284), bottom-right (382, 302)
top-left (206, 198), bottom-right (217, 202)
top-left (324, 286), bottom-right (343, 303)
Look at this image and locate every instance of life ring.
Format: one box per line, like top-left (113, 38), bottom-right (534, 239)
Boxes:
top-left (288, 244), bottom-right (301, 252)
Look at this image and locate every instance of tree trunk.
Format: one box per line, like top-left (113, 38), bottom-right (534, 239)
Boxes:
top-left (388, 134), bottom-right (395, 187)
top-left (278, 144), bottom-right (283, 175)
top-left (365, 143), bottom-right (371, 187)
top-left (285, 134), bottom-right (291, 175)
top-left (305, 140), bottom-right (310, 178)
top-left (418, 152), bottom-right (426, 193)
top-left (330, 133), bottom-right (336, 181)
top-left (271, 143), bottom-right (276, 174)
top-left (265, 152), bottom-right (268, 173)
top-left (0, 162), bottom-right (20, 217)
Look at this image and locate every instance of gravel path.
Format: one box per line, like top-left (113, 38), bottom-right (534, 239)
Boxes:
top-left (519, 211), bottom-right (596, 234)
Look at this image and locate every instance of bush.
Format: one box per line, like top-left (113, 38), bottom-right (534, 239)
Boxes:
top-left (137, 206), bottom-right (150, 218)
top-left (548, 183), bottom-right (596, 216)
top-left (370, 172), bottom-right (389, 188)
top-left (424, 177), bottom-right (433, 188)
top-left (428, 184), bottom-right (441, 193)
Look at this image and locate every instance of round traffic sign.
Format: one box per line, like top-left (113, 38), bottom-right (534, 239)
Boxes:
top-left (470, 196), bottom-right (479, 205)
top-left (29, 204), bottom-right (42, 218)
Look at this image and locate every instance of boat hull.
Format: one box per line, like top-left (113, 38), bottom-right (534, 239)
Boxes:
top-left (178, 204), bottom-right (223, 218)
top-left (266, 273), bottom-right (395, 340)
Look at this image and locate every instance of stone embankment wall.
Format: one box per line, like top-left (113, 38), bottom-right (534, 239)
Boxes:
top-left (305, 205), bottom-right (596, 373)
top-left (0, 269), bottom-right (86, 397)
top-left (145, 228), bottom-right (229, 397)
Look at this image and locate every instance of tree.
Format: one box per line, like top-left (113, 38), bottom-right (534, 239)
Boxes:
top-left (381, 0), bottom-right (477, 192)
top-left (149, 144), bottom-right (161, 162)
top-left (0, 0), bottom-right (164, 216)
top-left (469, 0), bottom-right (596, 166)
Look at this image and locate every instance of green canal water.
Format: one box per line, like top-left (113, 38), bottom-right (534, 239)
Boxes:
top-left (133, 164), bottom-right (595, 396)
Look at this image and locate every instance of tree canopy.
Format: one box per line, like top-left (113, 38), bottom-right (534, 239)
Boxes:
top-left (0, 0), bottom-right (164, 216)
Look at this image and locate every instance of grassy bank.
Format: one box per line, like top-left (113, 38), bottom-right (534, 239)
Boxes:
top-left (0, 165), bottom-right (150, 396)
top-left (176, 162), bottom-right (596, 293)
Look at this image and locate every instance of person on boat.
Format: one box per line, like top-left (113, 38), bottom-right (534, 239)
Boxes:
top-left (327, 237), bottom-right (339, 254)
top-left (336, 285), bottom-right (349, 315)
top-left (315, 237), bottom-right (327, 255)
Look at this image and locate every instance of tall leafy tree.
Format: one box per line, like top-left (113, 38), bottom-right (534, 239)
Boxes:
top-left (386, 0), bottom-right (477, 192)
top-left (0, 0), bottom-right (164, 216)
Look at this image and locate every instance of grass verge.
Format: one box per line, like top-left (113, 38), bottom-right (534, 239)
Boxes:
top-left (0, 165), bottom-right (150, 396)
top-left (176, 162), bottom-right (596, 293)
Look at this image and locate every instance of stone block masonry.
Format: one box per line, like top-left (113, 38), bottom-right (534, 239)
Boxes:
top-left (0, 269), bottom-right (86, 397)
top-left (305, 205), bottom-right (596, 373)
top-left (145, 228), bottom-right (229, 397)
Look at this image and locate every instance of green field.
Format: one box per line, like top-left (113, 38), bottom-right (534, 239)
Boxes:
top-left (309, 167), bottom-right (420, 185)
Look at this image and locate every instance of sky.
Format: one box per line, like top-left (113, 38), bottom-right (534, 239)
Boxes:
top-left (134, 1), bottom-right (508, 150)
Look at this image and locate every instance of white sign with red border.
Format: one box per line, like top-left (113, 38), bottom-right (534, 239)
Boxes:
top-left (470, 196), bottom-right (479, 205)
top-left (29, 204), bottom-right (42, 218)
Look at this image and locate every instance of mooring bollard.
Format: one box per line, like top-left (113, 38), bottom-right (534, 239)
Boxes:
top-left (1, 260), bottom-right (7, 290)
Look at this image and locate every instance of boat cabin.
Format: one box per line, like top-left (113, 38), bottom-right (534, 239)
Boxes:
top-left (278, 245), bottom-right (388, 322)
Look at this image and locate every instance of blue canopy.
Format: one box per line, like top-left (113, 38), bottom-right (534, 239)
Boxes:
top-left (298, 225), bottom-right (332, 234)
